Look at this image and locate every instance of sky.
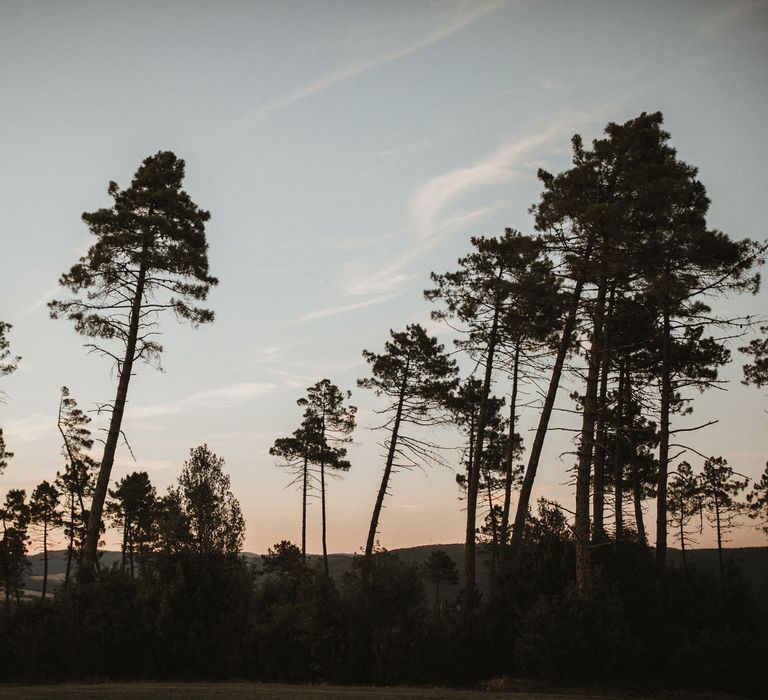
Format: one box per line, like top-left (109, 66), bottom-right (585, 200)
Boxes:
top-left (1, 0), bottom-right (767, 554)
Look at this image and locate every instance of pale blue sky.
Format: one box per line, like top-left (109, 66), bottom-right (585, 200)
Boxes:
top-left (1, 0), bottom-right (767, 552)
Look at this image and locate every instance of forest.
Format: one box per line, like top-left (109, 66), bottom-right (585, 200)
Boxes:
top-left (0, 112), bottom-right (767, 695)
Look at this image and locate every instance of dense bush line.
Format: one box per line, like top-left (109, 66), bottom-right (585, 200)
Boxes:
top-left (1, 523), bottom-right (764, 695)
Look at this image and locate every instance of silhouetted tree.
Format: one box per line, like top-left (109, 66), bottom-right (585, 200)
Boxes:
top-left (107, 471), bottom-right (156, 579)
top-left (270, 409), bottom-right (323, 561)
top-left (667, 461), bottom-right (701, 567)
top-left (426, 229), bottom-right (549, 603)
top-left (49, 151), bottom-right (217, 578)
top-left (699, 456), bottom-right (749, 578)
top-left (30, 481), bottom-right (62, 599)
top-left (173, 445), bottom-right (244, 555)
top-left (0, 321), bottom-right (20, 474)
top-left (746, 462), bottom-right (768, 537)
top-left (298, 380), bottom-right (356, 576)
top-left (0, 489), bottom-right (29, 601)
top-left (262, 540), bottom-right (305, 577)
top-left (741, 326), bottom-right (768, 387)
top-left (359, 325), bottom-right (457, 559)
top-left (422, 549), bottom-right (458, 613)
top-left (54, 386), bottom-right (98, 581)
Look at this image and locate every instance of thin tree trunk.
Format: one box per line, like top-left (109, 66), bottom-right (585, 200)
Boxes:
top-left (42, 520), bottom-right (48, 600)
top-left (301, 451), bottom-right (308, 562)
top-left (129, 527), bottom-right (134, 582)
top-left (630, 435), bottom-right (646, 543)
top-left (81, 260), bottom-right (147, 580)
top-left (320, 455), bottom-right (328, 577)
top-left (485, 471), bottom-right (499, 563)
top-left (510, 267), bottom-right (589, 555)
top-left (715, 498), bottom-right (723, 580)
top-left (679, 513), bottom-right (687, 567)
top-left (592, 290), bottom-right (613, 541)
top-left (464, 300), bottom-right (501, 609)
top-left (575, 276), bottom-right (607, 594)
top-left (656, 300), bottom-right (671, 568)
top-left (365, 364), bottom-right (409, 558)
top-left (612, 365), bottom-right (625, 539)
top-left (64, 495), bottom-right (74, 582)
top-left (121, 517), bottom-right (129, 571)
top-left (501, 340), bottom-right (521, 542)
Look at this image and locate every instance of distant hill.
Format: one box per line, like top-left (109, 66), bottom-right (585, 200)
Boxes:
top-left (24, 544), bottom-right (768, 607)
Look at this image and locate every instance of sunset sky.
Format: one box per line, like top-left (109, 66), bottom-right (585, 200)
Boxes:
top-left (1, 0), bottom-right (767, 554)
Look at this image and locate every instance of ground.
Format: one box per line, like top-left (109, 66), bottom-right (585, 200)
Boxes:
top-left (0, 684), bottom-right (645, 700)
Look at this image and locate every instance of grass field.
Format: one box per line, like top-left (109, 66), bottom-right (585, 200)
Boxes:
top-left (0, 683), bottom-right (641, 700)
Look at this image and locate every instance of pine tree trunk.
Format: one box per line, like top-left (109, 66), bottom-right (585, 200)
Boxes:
top-left (679, 514), bottom-right (687, 567)
top-left (630, 438), bottom-right (646, 543)
top-left (42, 520), bottom-right (48, 600)
top-left (575, 277), bottom-right (607, 594)
top-left (485, 472), bottom-right (499, 570)
top-left (715, 498), bottom-right (723, 580)
top-left (365, 366), bottom-right (409, 559)
top-left (129, 528), bottom-right (134, 582)
top-left (511, 269), bottom-right (588, 554)
top-left (501, 340), bottom-right (521, 542)
top-left (301, 451), bottom-right (308, 562)
top-left (464, 300), bottom-right (500, 609)
top-left (613, 365), bottom-right (626, 539)
top-left (320, 455), bottom-right (328, 577)
top-left (656, 301), bottom-right (671, 568)
top-left (592, 294), bottom-right (613, 541)
top-left (65, 495), bottom-right (74, 582)
top-left (121, 516), bottom-right (129, 571)
top-left (81, 261), bottom-right (147, 580)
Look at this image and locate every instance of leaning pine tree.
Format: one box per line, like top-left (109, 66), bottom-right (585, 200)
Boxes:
top-left (359, 324), bottom-right (457, 559)
top-left (49, 151), bottom-right (217, 578)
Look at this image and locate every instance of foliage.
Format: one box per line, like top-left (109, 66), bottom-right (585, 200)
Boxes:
top-left (49, 151), bottom-right (217, 576)
top-left (0, 321), bottom-right (20, 474)
top-left (0, 489), bottom-right (30, 601)
top-left (746, 462), bottom-right (768, 536)
top-left (54, 386), bottom-right (99, 580)
top-left (173, 445), bottom-right (245, 556)
top-left (107, 471), bottom-right (156, 577)
top-left (359, 324), bottom-right (457, 556)
top-left (741, 325), bottom-right (768, 387)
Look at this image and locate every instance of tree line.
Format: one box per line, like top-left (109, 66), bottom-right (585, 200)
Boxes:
top-left (0, 112), bottom-right (766, 692)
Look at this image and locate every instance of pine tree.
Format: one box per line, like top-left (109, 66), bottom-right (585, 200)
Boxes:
top-left (49, 152), bottom-right (217, 578)
top-left (359, 325), bottom-right (456, 559)
top-left (270, 407), bottom-right (323, 561)
top-left (54, 386), bottom-right (98, 581)
top-left (667, 461), bottom-right (701, 567)
top-left (699, 456), bottom-right (749, 578)
top-left (0, 489), bottom-right (30, 601)
top-left (30, 481), bottom-right (62, 599)
top-left (107, 471), bottom-right (156, 580)
top-left (0, 321), bottom-right (21, 474)
top-left (422, 549), bottom-right (458, 614)
top-left (741, 327), bottom-right (768, 387)
top-left (426, 229), bottom-right (550, 603)
top-left (174, 445), bottom-right (244, 556)
top-left (298, 380), bottom-right (356, 575)
top-left (746, 463), bottom-right (768, 537)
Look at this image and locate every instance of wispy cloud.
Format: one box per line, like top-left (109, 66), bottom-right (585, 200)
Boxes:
top-left (298, 109), bottom-right (608, 324)
top-left (299, 293), bottom-right (398, 322)
top-left (4, 413), bottom-right (57, 444)
top-left (410, 115), bottom-right (584, 239)
top-left (249, 1), bottom-right (505, 118)
top-left (22, 284), bottom-right (60, 316)
top-left (696, 0), bottom-right (768, 37)
top-left (128, 382), bottom-right (279, 420)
